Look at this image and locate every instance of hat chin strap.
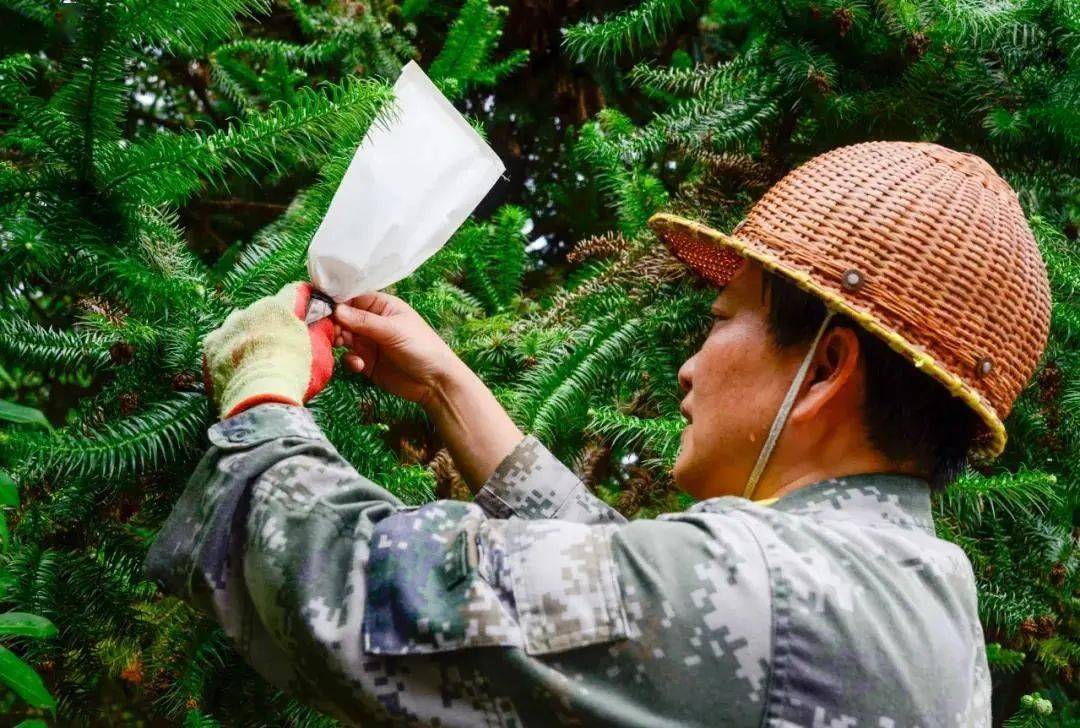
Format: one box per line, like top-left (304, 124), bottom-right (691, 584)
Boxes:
top-left (743, 310), bottom-right (837, 500)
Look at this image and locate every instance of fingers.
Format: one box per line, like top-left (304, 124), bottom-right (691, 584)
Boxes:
top-left (345, 291), bottom-right (399, 316)
top-left (331, 321), bottom-right (373, 375)
top-left (333, 303), bottom-right (397, 343)
top-left (332, 324), bottom-right (351, 348)
top-left (349, 335), bottom-right (376, 369)
top-left (333, 331), bottom-right (356, 349)
top-left (343, 353), bottom-right (365, 373)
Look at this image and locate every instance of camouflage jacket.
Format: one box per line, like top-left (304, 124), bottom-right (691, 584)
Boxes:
top-left (144, 404), bottom-right (991, 727)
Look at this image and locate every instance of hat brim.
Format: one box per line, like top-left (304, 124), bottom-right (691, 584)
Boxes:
top-left (647, 211), bottom-right (1006, 462)
top-left (654, 219), bottom-right (748, 288)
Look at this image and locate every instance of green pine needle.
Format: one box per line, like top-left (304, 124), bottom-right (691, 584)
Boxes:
top-left (13, 393), bottom-right (209, 481)
top-left (101, 77), bottom-right (393, 206)
top-left (564, 0), bottom-right (700, 65)
top-left (0, 318), bottom-right (112, 376)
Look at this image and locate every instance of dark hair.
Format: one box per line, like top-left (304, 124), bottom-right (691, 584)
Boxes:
top-left (761, 271), bottom-right (979, 490)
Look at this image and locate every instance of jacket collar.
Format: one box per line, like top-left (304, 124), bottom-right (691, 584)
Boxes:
top-left (771, 472), bottom-right (935, 532)
top-left (693, 472), bottom-right (936, 533)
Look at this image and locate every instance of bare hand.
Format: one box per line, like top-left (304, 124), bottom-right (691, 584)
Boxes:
top-left (332, 292), bottom-right (463, 410)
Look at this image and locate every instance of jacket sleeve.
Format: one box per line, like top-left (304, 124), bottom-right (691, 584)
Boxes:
top-left (474, 433), bottom-right (627, 525)
top-left (144, 404), bottom-right (770, 727)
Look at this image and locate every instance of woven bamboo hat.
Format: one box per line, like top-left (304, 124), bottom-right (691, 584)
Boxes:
top-left (648, 141), bottom-right (1051, 461)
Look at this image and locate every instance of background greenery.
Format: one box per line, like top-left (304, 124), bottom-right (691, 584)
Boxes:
top-left (0, 0), bottom-right (1077, 724)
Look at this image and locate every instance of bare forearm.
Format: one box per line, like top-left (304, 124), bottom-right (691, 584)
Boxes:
top-left (422, 362), bottom-right (524, 492)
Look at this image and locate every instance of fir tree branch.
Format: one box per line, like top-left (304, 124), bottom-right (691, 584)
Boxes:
top-left (0, 0), bottom-right (54, 25)
top-left (12, 393), bottom-right (209, 480)
top-left (100, 77), bottom-right (393, 206)
top-left (429, 0), bottom-right (527, 100)
top-left (120, 0), bottom-right (271, 51)
top-left (586, 405), bottom-right (682, 469)
top-left (512, 310), bottom-right (645, 441)
top-left (564, 0), bottom-right (701, 65)
top-left (0, 53), bottom-right (35, 108)
top-left (0, 318), bottom-right (112, 376)
top-left (938, 469), bottom-right (1060, 526)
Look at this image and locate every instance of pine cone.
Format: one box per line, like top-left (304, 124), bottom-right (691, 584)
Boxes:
top-left (635, 246), bottom-right (692, 287)
top-left (1020, 617), bottom-right (1038, 636)
top-left (1037, 362), bottom-right (1062, 404)
top-left (171, 371), bottom-right (198, 391)
top-left (573, 440), bottom-right (611, 490)
top-left (118, 391), bottom-right (140, 415)
top-left (1038, 615), bottom-right (1056, 637)
top-left (616, 465), bottom-right (654, 516)
top-left (567, 233), bottom-right (626, 264)
top-left (1050, 563), bottom-right (1067, 587)
top-left (109, 341), bottom-right (135, 365)
top-left (906, 32), bottom-right (930, 58)
top-left (430, 448), bottom-right (470, 501)
top-left (691, 149), bottom-right (771, 192)
top-left (77, 296), bottom-right (126, 325)
top-left (972, 427), bottom-right (995, 452)
top-left (137, 471), bottom-right (162, 489)
top-left (1040, 431), bottom-right (1064, 452)
top-left (808, 68), bottom-right (831, 94)
top-left (832, 7), bottom-right (854, 38)
top-left (399, 437), bottom-right (428, 465)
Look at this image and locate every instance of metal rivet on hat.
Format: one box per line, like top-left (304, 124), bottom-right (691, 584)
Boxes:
top-left (975, 357), bottom-right (993, 377)
top-left (841, 268), bottom-right (865, 291)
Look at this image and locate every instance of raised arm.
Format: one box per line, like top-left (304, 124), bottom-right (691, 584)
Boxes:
top-left (331, 292), bottom-right (525, 489)
top-left (149, 283), bottom-right (770, 726)
top-left (144, 403), bottom-right (770, 727)
top-left (334, 292), bottom-right (625, 524)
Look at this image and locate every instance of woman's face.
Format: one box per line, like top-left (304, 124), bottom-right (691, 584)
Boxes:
top-left (674, 262), bottom-right (804, 499)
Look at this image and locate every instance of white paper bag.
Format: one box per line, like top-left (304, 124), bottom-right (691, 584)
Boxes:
top-left (306, 61), bottom-right (506, 303)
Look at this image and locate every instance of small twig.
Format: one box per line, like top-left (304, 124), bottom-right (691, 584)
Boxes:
top-left (181, 60), bottom-right (226, 127)
top-left (195, 198), bottom-right (289, 212)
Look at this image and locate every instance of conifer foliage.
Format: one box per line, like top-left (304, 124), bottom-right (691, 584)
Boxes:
top-left (1, 0), bottom-right (1078, 723)
top-left (0, 0), bottom-right (524, 722)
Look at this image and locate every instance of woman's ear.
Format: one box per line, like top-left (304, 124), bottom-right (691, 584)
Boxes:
top-left (788, 326), bottom-right (863, 423)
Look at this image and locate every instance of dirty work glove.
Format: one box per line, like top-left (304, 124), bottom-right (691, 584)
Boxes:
top-left (202, 282), bottom-right (334, 419)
